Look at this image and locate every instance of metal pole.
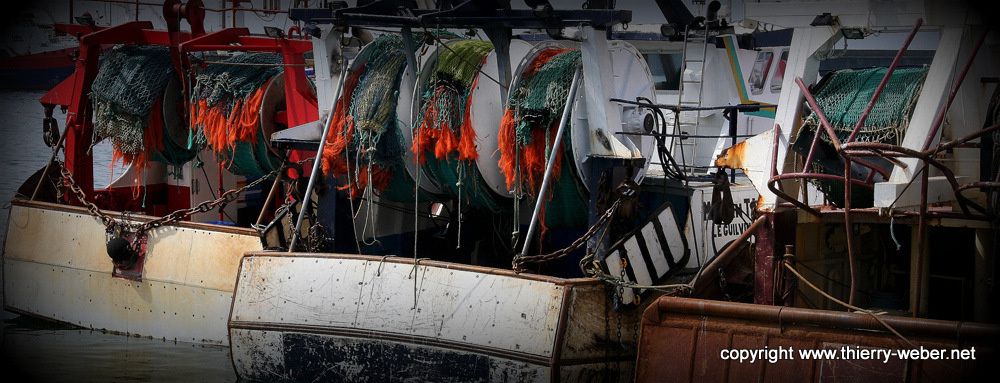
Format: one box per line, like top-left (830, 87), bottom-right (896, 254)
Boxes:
top-left (518, 68), bottom-right (581, 258)
top-left (288, 58), bottom-right (348, 252)
top-left (727, 107), bottom-right (737, 182)
top-left (31, 125), bottom-right (69, 201)
top-left (254, 151), bottom-right (286, 227)
top-left (846, 18), bottom-right (922, 143)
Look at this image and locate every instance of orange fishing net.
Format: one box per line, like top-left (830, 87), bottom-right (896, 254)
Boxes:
top-left (189, 78), bottom-right (272, 167)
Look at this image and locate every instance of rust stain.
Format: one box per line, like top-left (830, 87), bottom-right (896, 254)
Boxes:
top-left (715, 140), bottom-right (749, 170)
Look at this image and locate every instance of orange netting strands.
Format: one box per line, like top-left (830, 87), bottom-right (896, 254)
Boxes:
top-left (188, 52), bottom-right (283, 177)
top-left (497, 48), bottom-right (577, 192)
top-left (411, 39), bottom-right (494, 164)
top-left (109, 98), bottom-right (167, 196)
top-left (189, 79), bottom-right (270, 163)
top-left (318, 34), bottom-right (412, 198)
top-left (320, 66), bottom-right (364, 178)
top-left (498, 48), bottom-right (584, 236)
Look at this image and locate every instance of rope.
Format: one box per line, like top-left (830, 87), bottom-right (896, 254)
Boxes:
top-left (413, 39), bottom-right (500, 212)
top-left (782, 261), bottom-right (917, 349)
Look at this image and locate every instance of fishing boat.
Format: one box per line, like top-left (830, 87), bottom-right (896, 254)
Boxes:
top-left (0, 11), bottom-right (78, 90)
top-left (224, 0), bottom-right (803, 381)
top-left (3, 0), bottom-right (998, 382)
top-left (4, 0), bottom-right (765, 353)
top-left (635, 0), bottom-right (1000, 381)
top-left (3, 0), bottom-right (319, 345)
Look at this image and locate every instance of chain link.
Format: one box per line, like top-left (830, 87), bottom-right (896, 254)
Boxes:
top-left (305, 222), bottom-right (328, 252)
top-left (57, 160), bottom-right (278, 235)
top-left (512, 199), bottom-right (622, 271)
top-left (59, 162), bottom-right (116, 230)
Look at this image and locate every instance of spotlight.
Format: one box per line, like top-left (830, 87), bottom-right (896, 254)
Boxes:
top-left (264, 26), bottom-right (285, 39)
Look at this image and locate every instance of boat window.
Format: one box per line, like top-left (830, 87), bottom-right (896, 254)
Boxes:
top-left (770, 50), bottom-right (789, 93)
top-left (643, 52), bottom-right (683, 91)
top-left (748, 51), bottom-right (773, 95)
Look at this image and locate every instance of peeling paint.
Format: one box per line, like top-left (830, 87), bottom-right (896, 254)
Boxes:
top-left (714, 140), bottom-right (749, 171)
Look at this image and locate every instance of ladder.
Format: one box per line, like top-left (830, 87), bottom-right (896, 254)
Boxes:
top-left (672, 23), bottom-right (711, 175)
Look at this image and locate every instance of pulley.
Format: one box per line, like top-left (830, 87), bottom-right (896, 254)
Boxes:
top-left (42, 105), bottom-right (60, 148)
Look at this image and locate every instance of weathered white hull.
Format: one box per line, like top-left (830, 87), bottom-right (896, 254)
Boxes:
top-left (2, 200), bottom-right (262, 345)
top-left (229, 253), bottom-right (641, 382)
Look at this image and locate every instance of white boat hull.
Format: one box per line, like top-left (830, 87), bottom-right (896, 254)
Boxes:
top-left (2, 200), bottom-right (262, 345)
top-left (229, 253), bottom-right (641, 382)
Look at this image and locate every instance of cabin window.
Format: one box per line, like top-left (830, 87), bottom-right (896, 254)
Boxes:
top-left (643, 53), bottom-right (683, 91)
top-left (748, 51), bottom-right (773, 95)
top-left (770, 50), bottom-right (789, 93)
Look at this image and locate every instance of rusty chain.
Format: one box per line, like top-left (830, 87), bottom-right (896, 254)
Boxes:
top-left (57, 160), bottom-right (279, 235)
top-left (512, 199), bottom-right (622, 271)
top-left (59, 162), bottom-right (117, 230)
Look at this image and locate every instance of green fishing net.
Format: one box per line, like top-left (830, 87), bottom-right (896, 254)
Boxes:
top-left (796, 67), bottom-right (928, 207)
top-left (91, 45), bottom-right (176, 158)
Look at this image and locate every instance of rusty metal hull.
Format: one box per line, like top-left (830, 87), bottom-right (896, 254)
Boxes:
top-left (229, 252), bottom-right (641, 382)
top-left (2, 200), bottom-right (262, 345)
top-left (636, 296), bottom-right (1000, 382)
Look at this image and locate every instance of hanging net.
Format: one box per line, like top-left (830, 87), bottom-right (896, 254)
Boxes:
top-left (412, 39), bottom-right (498, 210)
top-left (189, 53), bottom-right (284, 178)
top-left (794, 66), bottom-right (928, 207)
top-left (802, 67), bottom-right (928, 145)
top-left (499, 48), bottom-right (588, 233)
top-left (91, 45), bottom-right (195, 181)
top-left (321, 34), bottom-right (413, 198)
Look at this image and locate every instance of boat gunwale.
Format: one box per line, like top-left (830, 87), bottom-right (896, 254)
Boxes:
top-left (9, 199), bottom-right (259, 237)
top-left (240, 251), bottom-right (604, 286)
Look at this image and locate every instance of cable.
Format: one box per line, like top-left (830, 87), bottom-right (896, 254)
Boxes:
top-left (782, 261), bottom-right (917, 349)
top-left (196, 154), bottom-right (238, 223)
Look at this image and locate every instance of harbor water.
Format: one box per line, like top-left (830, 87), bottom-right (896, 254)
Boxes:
top-left (0, 91), bottom-right (236, 381)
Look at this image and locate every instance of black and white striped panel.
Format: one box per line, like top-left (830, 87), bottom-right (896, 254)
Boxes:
top-left (602, 202), bottom-right (689, 304)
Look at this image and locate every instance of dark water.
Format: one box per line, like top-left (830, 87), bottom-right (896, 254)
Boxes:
top-left (0, 91), bottom-right (236, 381)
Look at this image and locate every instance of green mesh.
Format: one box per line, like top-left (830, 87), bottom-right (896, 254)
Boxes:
top-left (189, 52), bottom-right (284, 178)
top-left (505, 49), bottom-right (588, 228)
top-left (512, 50), bottom-right (581, 146)
top-left (415, 39), bottom-right (500, 210)
top-left (92, 45), bottom-right (197, 165)
top-left (799, 67), bottom-right (928, 207)
top-left (436, 40), bottom-right (493, 86)
top-left (344, 34), bottom-right (409, 176)
top-left (191, 53), bottom-right (282, 108)
top-left (804, 67), bottom-right (928, 145)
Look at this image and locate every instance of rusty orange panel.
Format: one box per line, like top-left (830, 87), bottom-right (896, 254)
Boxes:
top-left (636, 297), bottom-right (1000, 383)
